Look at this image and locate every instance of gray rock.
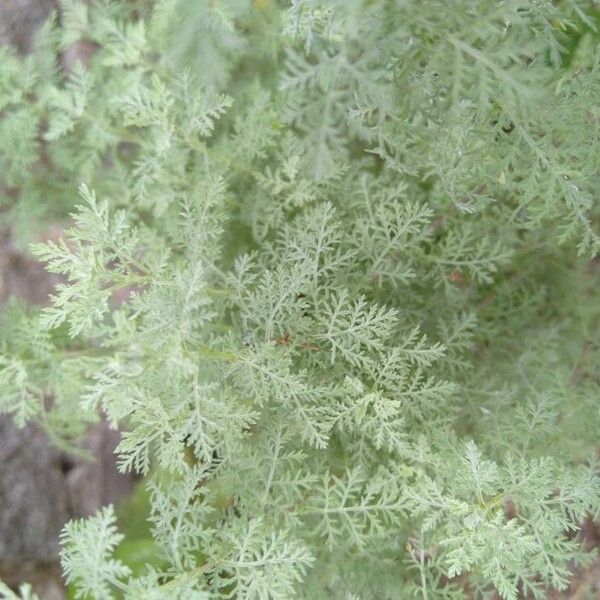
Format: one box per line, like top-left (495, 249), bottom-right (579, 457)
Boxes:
top-left (0, 0), bottom-right (56, 54)
top-left (0, 418), bottom-right (69, 562)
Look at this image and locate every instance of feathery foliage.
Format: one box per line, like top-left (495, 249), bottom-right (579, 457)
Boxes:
top-left (1, 1), bottom-right (600, 598)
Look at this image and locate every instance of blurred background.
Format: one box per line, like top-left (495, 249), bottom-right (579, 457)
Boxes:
top-left (0, 3), bottom-right (137, 599)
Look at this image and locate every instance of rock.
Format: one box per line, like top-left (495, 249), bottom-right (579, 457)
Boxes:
top-left (65, 422), bottom-right (136, 518)
top-left (0, 418), bottom-right (69, 597)
top-left (0, 233), bottom-right (62, 306)
top-left (0, 0), bottom-right (56, 54)
top-left (0, 418), bottom-right (69, 562)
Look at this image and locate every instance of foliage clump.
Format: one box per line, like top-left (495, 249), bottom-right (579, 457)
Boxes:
top-left (1, 1), bottom-right (600, 598)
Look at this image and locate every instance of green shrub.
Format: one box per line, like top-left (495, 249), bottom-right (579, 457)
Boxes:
top-left (1, 1), bottom-right (600, 598)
